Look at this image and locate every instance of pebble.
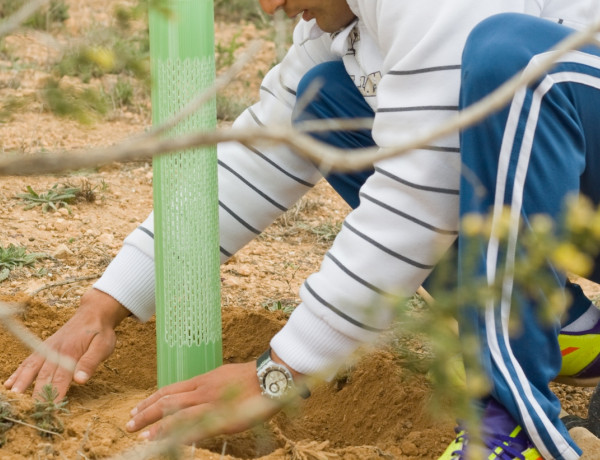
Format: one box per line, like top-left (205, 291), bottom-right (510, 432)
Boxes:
top-left (53, 243), bottom-right (72, 259)
top-left (98, 233), bottom-right (114, 245)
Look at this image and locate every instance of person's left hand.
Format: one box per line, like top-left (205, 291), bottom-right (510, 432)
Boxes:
top-left (125, 361), bottom-right (281, 443)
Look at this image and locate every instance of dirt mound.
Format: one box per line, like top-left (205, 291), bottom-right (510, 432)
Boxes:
top-left (0, 297), bottom-right (454, 459)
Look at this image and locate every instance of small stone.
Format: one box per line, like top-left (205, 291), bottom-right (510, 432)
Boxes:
top-left (58, 207), bottom-right (69, 216)
top-left (98, 233), bottom-right (114, 245)
top-left (399, 441), bottom-right (418, 456)
top-left (53, 243), bottom-right (72, 259)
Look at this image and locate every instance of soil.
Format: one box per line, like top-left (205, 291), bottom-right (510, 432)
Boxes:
top-left (0, 1), bottom-right (598, 459)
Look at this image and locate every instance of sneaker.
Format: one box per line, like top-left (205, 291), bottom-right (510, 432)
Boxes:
top-left (555, 319), bottom-right (600, 387)
top-left (430, 320), bottom-right (600, 390)
top-left (438, 399), bottom-right (543, 460)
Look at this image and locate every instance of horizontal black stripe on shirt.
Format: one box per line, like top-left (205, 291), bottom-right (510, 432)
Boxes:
top-left (220, 246), bottom-right (233, 258)
top-left (219, 201), bottom-right (261, 235)
top-left (245, 145), bottom-right (316, 187)
top-left (377, 105), bottom-right (458, 113)
top-left (260, 85), bottom-right (278, 99)
top-left (218, 160), bottom-right (287, 211)
top-left (343, 221), bottom-right (434, 270)
top-left (247, 107), bottom-right (264, 127)
top-left (280, 81), bottom-right (297, 97)
top-left (422, 145), bottom-right (460, 153)
top-left (304, 281), bottom-right (386, 333)
top-left (388, 65), bottom-right (461, 75)
top-left (359, 192), bottom-right (458, 236)
top-left (137, 225), bottom-right (154, 239)
top-left (374, 166), bottom-right (459, 195)
top-left (326, 252), bottom-right (392, 296)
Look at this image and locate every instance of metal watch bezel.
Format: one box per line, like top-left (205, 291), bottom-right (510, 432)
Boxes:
top-left (257, 357), bottom-right (294, 399)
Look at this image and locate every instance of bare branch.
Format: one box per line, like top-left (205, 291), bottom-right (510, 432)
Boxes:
top-left (0, 0), bottom-right (51, 39)
top-left (147, 40), bottom-right (264, 139)
top-left (0, 19), bottom-right (597, 177)
top-left (0, 302), bottom-right (76, 373)
top-left (27, 274), bottom-right (101, 297)
top-left (3, 415), bottom-right (64, 438)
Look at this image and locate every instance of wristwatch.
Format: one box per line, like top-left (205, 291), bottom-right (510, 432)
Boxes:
top-left (256, 348), bottom-right (310, 400)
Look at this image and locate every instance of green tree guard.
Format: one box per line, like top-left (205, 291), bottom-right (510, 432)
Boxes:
top-left (149, 0), bottom-right (222, 387)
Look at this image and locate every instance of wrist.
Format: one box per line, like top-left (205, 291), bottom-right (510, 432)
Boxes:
top-left (79, 288), bottom-right (131, 328)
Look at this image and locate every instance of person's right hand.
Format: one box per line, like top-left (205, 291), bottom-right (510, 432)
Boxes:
top-left (4, 288), bottom-right (131, 401)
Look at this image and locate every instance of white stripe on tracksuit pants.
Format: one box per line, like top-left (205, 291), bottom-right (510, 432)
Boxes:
top-left (459, 14), bottom-right (600, 460)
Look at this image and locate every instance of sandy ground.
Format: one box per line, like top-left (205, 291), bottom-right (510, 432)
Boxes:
top-left (0, 1), bottom-right (598, 458)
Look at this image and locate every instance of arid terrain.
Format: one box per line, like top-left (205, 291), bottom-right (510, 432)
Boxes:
top-left (0, 1), bottom-right (598, 458)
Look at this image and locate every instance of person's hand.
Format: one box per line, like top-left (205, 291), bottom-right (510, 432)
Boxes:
top-left (4, 288), bottom-right (131, 401)
top-left (126, 354), bottom-right (302, 444)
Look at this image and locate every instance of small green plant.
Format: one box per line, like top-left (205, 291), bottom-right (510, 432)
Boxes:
top-left (24, 0), bottom-right (69, 30)
top-left (54, 31), bottom-right (149, 84)
top-left (110, 78), bottom-right (134, 108)
top-left (41, 79), bottom-right (109, 124)
top-left (0, 395), bottom-right (15, 447)
top-left (216, 93), bottom-right (251, 121)
top-left (0, 245), bottom-right (47, 282)
top-left (30, 384), bottom-right (68, 438)
top-left (214, 0), bottom-right (268, 25)
top-left (17, 184), bottom-right (80, 213)
top-left (262, 299), bottom-right (297, 317)
top-left (216, 32), bottom-right (243, 69)
top-left (0, 0), bottom-right (69, 29)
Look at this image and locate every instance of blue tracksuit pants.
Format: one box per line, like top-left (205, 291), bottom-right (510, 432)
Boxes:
top-left (459, 13), bottom-right (600, 460)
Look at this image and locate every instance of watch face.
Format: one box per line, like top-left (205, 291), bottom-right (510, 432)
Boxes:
top-left (264, 369), bottom-right (290, 396)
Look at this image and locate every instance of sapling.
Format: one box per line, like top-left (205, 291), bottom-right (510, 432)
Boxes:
top-left (30, 384), bottom-right (69, 438)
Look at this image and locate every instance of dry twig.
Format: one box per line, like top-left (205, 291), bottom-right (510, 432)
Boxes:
top-left (0, 20), bottom-right (598, 177)
top-left (0, 302), bottom-right (76, 374)
top-left (27, 274), bottom-right (102, 297)
top-left (0, 0), bottom-right (51, 38)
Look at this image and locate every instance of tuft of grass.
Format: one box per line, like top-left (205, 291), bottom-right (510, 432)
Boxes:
top-left (214, 0), bottom-right (268, 26)
top-left (30, 384), bottom-right (68, 438)
top-left (24, 0), bottom-right (69, 30)
top-left (216, 32), bottom-right (243, 69)
top-left (0, 395), bottom-right (15, 447)
top-left (109, 78), bottom-right (134, 108)
top-left (299, 221), bottom-right (342, 243)
top-left (54, 29), bottom-right (149, 84)
top-left (17, 184), bottom-right (80, 213)
top-left (216, 93), bottom-right (251, 122)
top-left (0, 0), bottom-right (69, 30)
top-left (16, 180), bottom-right (101, 213)
top-left (0, 245), bottom-right (47, 282)
top-left (41, 78), bottom-right (109, 124)
top-left (0, 93), bottom-right (35, 122)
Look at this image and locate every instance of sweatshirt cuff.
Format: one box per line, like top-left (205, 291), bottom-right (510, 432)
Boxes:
top-left (93, 244), bottom-right (156, 322)
top-left (270, 304), bottom-right (362, 380)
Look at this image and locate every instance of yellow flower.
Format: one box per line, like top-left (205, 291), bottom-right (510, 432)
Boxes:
top-left (461, 213), bottom-right (484, 237)
top-left (552, 242), bottom-right (592, 277)
top-left (85, 47), bottom-right (115, 71)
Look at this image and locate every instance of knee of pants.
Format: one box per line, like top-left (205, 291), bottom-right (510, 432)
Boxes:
top-left (461, 13), bottom-right (567, 104)
top-left (296, 61), bottom-right (347, 101)
top-left (292, 60), bottom-right (359, 123)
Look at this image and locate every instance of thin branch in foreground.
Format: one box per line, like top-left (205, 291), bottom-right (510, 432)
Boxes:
top-left (27, 274), bottom-right (101, 297)
top-left (0, 0), bottom-right (51, 39)
top-left (0, 19), bottom-right (598, 178)
top-left (3, 415), bottom-right (63, 438)
top-left (0, 302), bottom-right (76, 374)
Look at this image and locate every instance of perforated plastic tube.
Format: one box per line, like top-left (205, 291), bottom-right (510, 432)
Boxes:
top-left (149, 0), bottom-right (222, 387)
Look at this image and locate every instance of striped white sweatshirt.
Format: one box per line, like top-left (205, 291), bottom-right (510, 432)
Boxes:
top-left (95, 0), bottom-right (599, 377)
